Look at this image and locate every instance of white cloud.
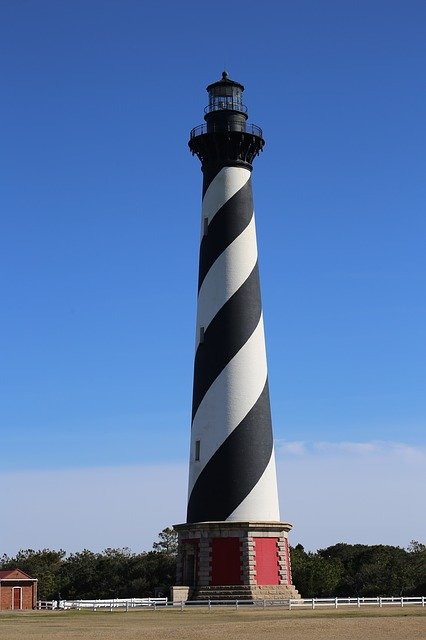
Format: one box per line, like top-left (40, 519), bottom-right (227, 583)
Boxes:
top-left (313, 441), bottom-right (378, 454)
top-left (1, 442), bottom-right (424, 557)
top-left (279, 440), bottom-right (306, 455)
top-left (278, 439), bottom-right (426, 459)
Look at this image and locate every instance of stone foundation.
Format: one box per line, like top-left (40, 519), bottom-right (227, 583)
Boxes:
top-left (173, 521), bottom-right (300, 601)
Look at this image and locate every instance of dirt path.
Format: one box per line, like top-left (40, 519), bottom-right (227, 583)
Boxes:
top-left (0, 607), bottom-right (425, 640)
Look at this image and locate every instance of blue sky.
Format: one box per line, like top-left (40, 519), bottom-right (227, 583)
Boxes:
top-left (1, 0), bottom-right (425, 554)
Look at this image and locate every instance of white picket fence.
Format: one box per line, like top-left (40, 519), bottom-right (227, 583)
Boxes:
top-left (37, 597), bottom-right (167, 610)
top-left (174, 596), bottom-right (425, 610)
top-left (37, 595), bottom-right (425, 611)
top-left (284, 596), bottom-right (425, 609)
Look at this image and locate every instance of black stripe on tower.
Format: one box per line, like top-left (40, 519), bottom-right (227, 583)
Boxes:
top-left (188, 380), bottom-right (273, 522)
top-left (201, 165), bottom-right (222, 197)
top-left (198, 179), bottom-right (253, 291)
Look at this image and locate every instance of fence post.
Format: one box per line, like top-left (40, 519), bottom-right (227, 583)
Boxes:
top-left (312, 599), bottom-right (315, 609)
top-left (357, 598), bottom-right (360, 608)
top-left (379, 597), bottom-right (382, 608)
top-left (401, 598), bottom-right (404, 608)
top-left (235, 599), bottom-right (239, 611)
top-left (335, 597), bottom-right (338, 609)
top-left (208, 599), bottom-right (211, 612)
top-left (423, 597), bottom-right (425, 608)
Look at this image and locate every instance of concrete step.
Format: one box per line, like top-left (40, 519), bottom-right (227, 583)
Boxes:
top-left (192, 586), bottom-right (255, 601)
top-left (190, 584), bottom-right (301, 601)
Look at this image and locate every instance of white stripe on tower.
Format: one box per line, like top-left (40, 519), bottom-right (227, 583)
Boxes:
top-left (187, 165), bottom-right (280, 523)
top-left (200, 166), bottom-right (250, 236)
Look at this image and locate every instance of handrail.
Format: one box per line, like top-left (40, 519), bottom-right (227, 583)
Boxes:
top-left (190, 123), bottom-right (263, 139)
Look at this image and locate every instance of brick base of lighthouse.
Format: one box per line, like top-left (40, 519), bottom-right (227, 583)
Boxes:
top-left (172, 522), bottom-right (300, 602)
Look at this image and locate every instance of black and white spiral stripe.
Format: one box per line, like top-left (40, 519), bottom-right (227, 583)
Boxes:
top-left (187, 165), bottom-right (280, 524)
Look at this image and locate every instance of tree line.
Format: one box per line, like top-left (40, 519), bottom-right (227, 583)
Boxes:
top-left (291, 540), bottom-right (425, 597)
top-left (0, 530), bottom-right (424, 600)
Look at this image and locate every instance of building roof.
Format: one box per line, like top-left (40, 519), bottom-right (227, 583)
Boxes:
top-left (0, 568), bottom-right (36, 580)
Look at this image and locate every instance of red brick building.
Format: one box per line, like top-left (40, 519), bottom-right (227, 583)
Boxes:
top-left (0, 569), bottom-right (37, 610)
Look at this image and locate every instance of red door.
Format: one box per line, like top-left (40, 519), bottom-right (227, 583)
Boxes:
top-left (13, 587), bottom-right (22, 610)
top-left (254, 538), bottom-right (280, 585)
top-left (211, 538), bottom-right (242, 585)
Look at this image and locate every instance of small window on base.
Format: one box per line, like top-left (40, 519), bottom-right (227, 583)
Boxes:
top-left (195, 440), bottom-right (200, 461)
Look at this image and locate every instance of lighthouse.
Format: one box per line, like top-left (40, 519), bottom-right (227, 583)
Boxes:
top-left (173, 73), bottom-right (299, 601)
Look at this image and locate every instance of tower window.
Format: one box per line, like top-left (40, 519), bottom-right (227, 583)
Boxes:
top-left (195, 440), bottom-right (200, 461)
top-left (203, 217), bottom-right (209, 235)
